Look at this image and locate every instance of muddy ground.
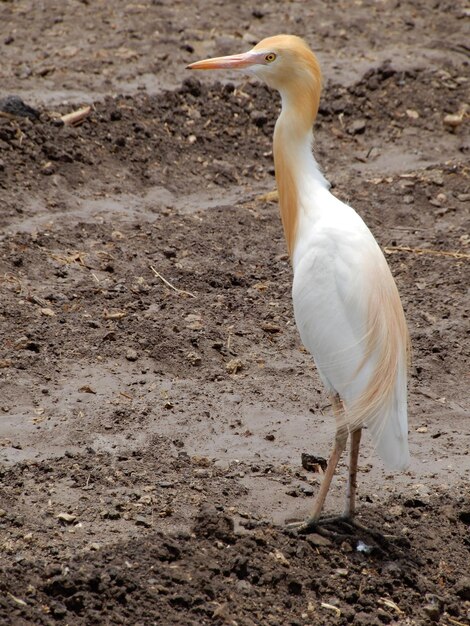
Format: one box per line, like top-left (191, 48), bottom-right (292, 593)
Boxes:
top-left (0, 1), bottom-right (469, 625)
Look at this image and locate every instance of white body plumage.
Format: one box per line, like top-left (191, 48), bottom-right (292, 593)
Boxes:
top-left (289, 145), bottom-right (409, 470)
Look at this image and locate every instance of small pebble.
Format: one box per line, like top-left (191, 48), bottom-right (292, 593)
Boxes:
top-left (226, 358), bottom-right (243, 373)
top-left (341, 540), bottom-right (353, 552)
top-left (423, 603), bottom-right (441, 621)
top-left (126, 348), bottom-right (138, 362)
top-left (307, 533), bottom-right (332, 547)
top-left (186, 351), bottom-right (202, 366)
top-left (388, 504), bottom-right (404, 517)
top-left (193, 468), bottom-right (210, 478)
top-left (443, 113), bottom-right (464, 129)
top-left (349, 119), bottom-right (366, 134)
top-left (100, 509), bottom-right (121, 520)
top-left (41, 162), bottom-right (56, 175)
top-left (50, 602), bottom-right (67, 618)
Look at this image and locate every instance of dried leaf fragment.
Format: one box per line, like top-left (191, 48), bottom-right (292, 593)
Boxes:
top-left (192, 456), bottom-right (211, 467)
top-left (252, 282), bottom-right (269, 292)
top-left (443, 104), bottom-right (468, 130)
top-left (103, 309), bottom-right (127, 319)
top-left (226, 358), bottom-right (244, 374)
top-left (257, 190), bottom-right (279, 203)
top-left (56, 512), bottom-right (77, 524)
top-left (271, 549), bottom-right (289, 565)
top-left (261, 322), bottom-right (281, 333)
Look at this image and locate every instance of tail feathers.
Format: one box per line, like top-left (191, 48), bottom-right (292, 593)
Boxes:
top-left (374, 410), bottom-right (410, 470)
top-left (335, 390), bottom-right (409, 471)
top-left (342, 393), bottom-right (410, 471)
top-left (347, 253), bottom-right (411, 470)
top-left (344, 361), bottom-right (410, 471)
top-left (364, 359), bottom-right (410, 470)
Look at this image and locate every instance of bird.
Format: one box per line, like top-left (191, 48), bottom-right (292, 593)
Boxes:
top-left (188, 34), bottom-right (410, 531)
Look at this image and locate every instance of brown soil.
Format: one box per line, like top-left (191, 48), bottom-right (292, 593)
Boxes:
top-left (1, 1), bottom-right (469, 625)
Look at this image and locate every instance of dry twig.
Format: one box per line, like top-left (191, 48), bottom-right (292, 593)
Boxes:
top-left (320, 603), bottom-right (341, 617)
top-left (61, 105), bottom-right (91, 126)
top-left (384, 245), bottom-right (470, 260)
top-left (150, 265), bottom-right (195, 298)
top-left (378, 598), bottom-right (404, 614)
top-left (445, 618), bottom-right (469, 626)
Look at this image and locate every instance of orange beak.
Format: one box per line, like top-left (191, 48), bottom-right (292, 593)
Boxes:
top-left (187, 50), bottom-right (263, 71)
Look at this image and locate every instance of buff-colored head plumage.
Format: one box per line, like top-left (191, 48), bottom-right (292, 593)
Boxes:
top-left (188, 34), bottom-right (322, 129)
top-left (252, 35), bottom-right (322, 125)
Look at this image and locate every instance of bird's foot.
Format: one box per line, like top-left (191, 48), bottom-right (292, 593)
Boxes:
top-left (322, 515), bottom-right (401, 552)
top-left (285, 515), bottom-right (394, 551)
top-left (285, 515), bottom-right (347, 539)
top-left (285, 517), bottom-right (320, 535)
top-left (336, 516), bottom-right (401, 547)
top-left (286, 513), bottom-right (352, 534)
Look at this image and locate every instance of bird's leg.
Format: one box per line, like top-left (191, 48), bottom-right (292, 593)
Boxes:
top-left (289, 418), bottom-right (390, 546)
top-left (337, 428), bottom-right (393, 545)
top-left (288, 394), bottom-right (348, 532)
top-left (344, 428), bottom-right (362, 518)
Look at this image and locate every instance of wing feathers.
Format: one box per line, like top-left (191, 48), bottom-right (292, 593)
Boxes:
top-left (346, 257), bottom-right (410, 469)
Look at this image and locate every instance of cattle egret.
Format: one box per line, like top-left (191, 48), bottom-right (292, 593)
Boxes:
top-left (188, 34), bottom-right (410, 531)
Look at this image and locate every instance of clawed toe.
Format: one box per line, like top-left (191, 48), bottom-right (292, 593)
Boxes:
top-left (285, 517), bottom-right (330, 535)
top-left (286, 514), bottom-right (348, 532)
top-left (284, 514), bottom-right (387, 545)
top-left (286, 520), bottom-right (315, 534)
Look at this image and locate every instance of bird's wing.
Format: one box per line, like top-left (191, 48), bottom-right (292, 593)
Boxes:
top-left (293, 224), bottom-right (374, 395)
top-left (292, 220), bottom-right (409, 469)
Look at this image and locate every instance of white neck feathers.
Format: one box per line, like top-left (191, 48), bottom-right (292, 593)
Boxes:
top-left (273, 102), bottom-right (328, 258)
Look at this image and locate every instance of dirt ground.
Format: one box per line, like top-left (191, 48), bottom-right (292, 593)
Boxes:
top-left (1, 1), bottom-right (469, 625)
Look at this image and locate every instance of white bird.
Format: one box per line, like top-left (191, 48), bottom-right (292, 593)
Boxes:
top-left (188, 34), bottom-right (410, 531)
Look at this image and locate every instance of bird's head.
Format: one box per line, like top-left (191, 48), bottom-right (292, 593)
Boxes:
top-left (188, 35), bottom-right (322, 122)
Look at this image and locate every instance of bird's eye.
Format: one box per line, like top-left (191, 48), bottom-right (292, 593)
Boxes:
top-left (265, 53), bottom-right (277, 63)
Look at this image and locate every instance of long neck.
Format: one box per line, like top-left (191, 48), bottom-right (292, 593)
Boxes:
top-left (273, 89), bottom-right (325, 258)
